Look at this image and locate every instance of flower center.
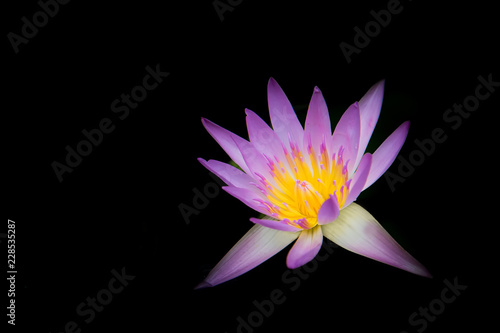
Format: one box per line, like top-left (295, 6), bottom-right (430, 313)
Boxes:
top-left (258, 136), bottom-right (350, 230)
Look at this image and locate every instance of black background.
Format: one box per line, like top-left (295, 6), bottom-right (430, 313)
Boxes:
top-left (5, 0), bottom-right (498, 332)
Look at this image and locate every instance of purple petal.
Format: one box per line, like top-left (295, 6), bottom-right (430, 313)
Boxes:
top-left (195, 224), bottom-right (299, 288)
top-left (331, 102), bottom-right (361, 174)
top-left (250, 217), bottom-right (302, 232)
top-left (201, 118), bottom-right (251, 175)
top-left (286, 226), bottom-right (323, 269)
top-left (198, 158), bottom-right (256, 189)
top-left (321, 203), bottom-right (432, 278)
top-left (343, 153), bottom-right (372, 208)
top-left (317, 195), bottom-right (340, 225)
top-left (363, 121), bottom-right (410, 190)
top-left (223, 186), bottom-right (269, 215)
top-left (245, 108), bottom-right (286, 162)
top-left (267, 78), bottom-right (304, 151)
top-left (353, 80), bottom-right (385, 170)
top-left (232, 136), bottom-right (278, 188)
top-left (304, 86), bottom-right (332, 151)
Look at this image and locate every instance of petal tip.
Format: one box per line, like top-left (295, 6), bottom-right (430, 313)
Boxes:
top-left (194, 280), bottom-right (212, 290)
top-left (423, 271), bottom-right (433, 279)
top-left (201, 117), bottom-right (212, 128)
top-left (373, 79), bottom-right (385, 90)
top-left (286, 249), bottom-right (318, 270)
top-left (286, 260), bottom-right (301, 270)
top-left (413, 264), bottom-right (433, 279)
top-left (268, 77), bottom-right (280, 90)
top-left (286, 227), bottom-right (323, 269)
top-left (402, 120), bottom-right (410, 130)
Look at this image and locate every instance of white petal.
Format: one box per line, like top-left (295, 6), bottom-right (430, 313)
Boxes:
top-left (321, 203), bottom-right (431, 277)
top-left (196, 224), bottom-right (299, 288)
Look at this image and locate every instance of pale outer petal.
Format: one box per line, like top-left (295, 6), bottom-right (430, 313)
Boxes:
top-left (196, 224), bottom-right (299, 288)
top-left (321, 203), bottom-right (432, 278)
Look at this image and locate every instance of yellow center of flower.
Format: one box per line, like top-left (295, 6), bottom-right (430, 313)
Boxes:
top-left (259, 138), bottom-right (350, 230)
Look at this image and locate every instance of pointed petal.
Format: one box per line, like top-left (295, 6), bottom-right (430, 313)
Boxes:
top-left (331, 102), bottom-right (360, 174)
top-left (304, 86), bottom-right (332, 151)
top-left (198, 158), bottom-right (255, 189)
top-left (250, 217), bottom-right (302, 232)
top-left (363, 121), bottom-right (410, 190)
top-left (201, 118), bottom-right (251, 175)
top-left (286, 226), bottom-right (323, 269)
top-left (196, 224), bottom-right (299, 288)
top-left (267, 78), bottom-right (304, 150)
top-left (317, 195), bottom-right (340, 225)
top-left (353, 80), bottom-right (385, 170)
top-left (321, 203), bottom-right (432, 278)
top-left (343, 153), bottom-right (372, 208)
top-left (245, 108), bottom-right (286, 162)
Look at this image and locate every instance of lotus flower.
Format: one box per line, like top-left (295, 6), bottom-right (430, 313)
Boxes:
top-left (196, 78), bottom-right (431, 289)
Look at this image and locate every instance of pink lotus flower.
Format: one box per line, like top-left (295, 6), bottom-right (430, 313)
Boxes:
top-left (196, 78), bottom-right (431, 288)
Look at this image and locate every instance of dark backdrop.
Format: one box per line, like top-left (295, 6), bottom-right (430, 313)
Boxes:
top-left (5, 1), bottom-right (498, 332)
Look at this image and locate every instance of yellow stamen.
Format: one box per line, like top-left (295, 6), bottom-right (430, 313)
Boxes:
top-left (263, 142), bottom-right (350, 230)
